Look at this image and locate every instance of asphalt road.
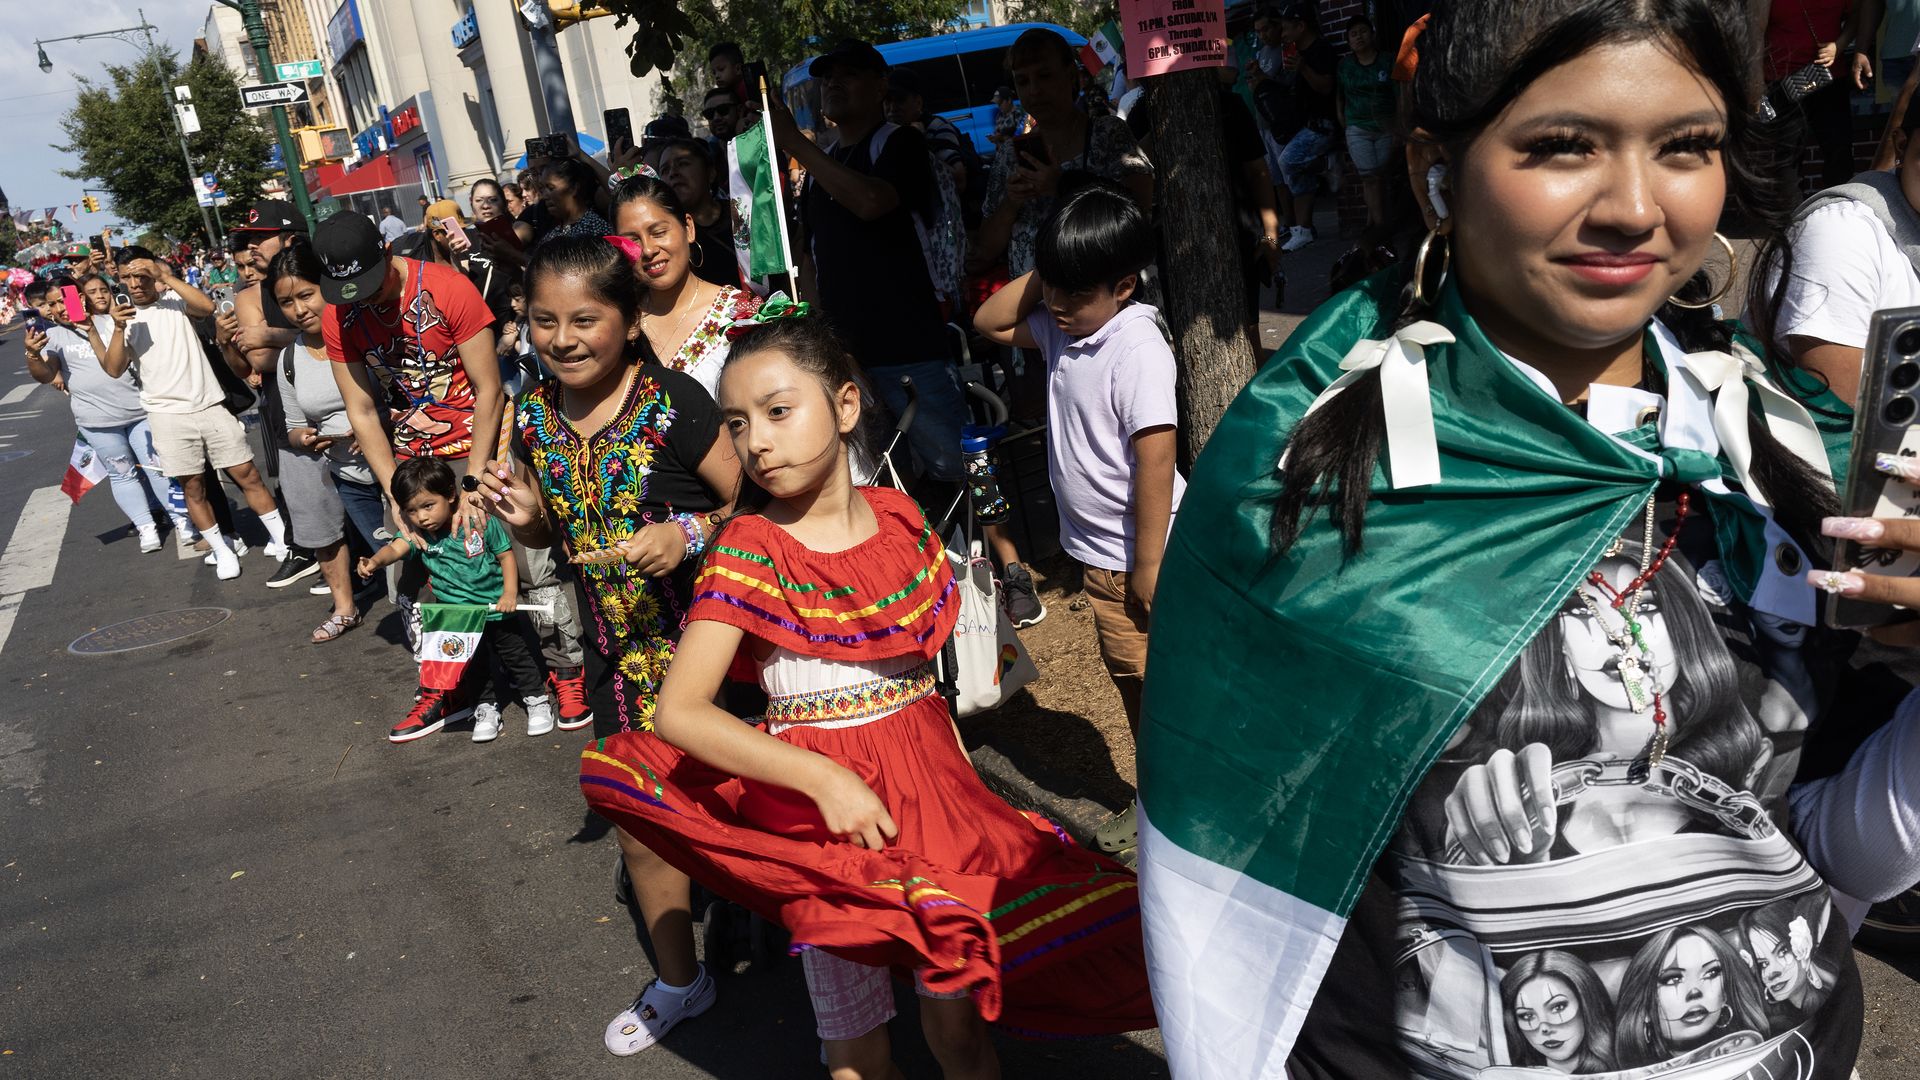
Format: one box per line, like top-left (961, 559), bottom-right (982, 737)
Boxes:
top-left (0, 329), bottom-right (1168, 1080)
top-left (0, 317), bottom-right (1914, 1079)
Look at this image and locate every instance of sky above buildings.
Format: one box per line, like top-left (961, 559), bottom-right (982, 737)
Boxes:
top-left (0, 1), bottom-right (247, 239)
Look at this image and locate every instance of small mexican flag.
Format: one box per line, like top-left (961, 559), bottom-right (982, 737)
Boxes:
top-left (1080, 20), bottom-right (1124, 74)
top-left (727, 107), bottom-right (795, 286)
top-left (418, 603), bottom-right (489, 689)
top-left (60, 434), bottom-right (107, 503)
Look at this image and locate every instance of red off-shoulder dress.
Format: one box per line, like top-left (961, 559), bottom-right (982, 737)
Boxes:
top-left (578, 486), bottom-right (1154, 1037)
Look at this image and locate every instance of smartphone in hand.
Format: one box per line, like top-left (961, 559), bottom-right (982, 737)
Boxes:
top-left (1012, 131), bottom-right (1050, 166)
top-left (1831, 305), bottom-right (1920, 626)
top-left (439, 216), bottom-right (471, 249)
top-left (604, 108), bottom-right (633, 151)
top-left (60, 285), bottom-right (86, 324)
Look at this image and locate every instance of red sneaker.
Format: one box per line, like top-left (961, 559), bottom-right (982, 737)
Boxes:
top-left (548, 667), bottom-right (594, 731)
top-left (390, 685), bottom-right (477, 743)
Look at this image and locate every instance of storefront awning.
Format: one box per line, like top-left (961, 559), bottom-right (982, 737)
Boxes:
top-left (321, 153), bottom-right (401, 198)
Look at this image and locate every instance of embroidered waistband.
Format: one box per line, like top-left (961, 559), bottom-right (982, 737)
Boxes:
top-left (764, 663), bottom-right (937, 734)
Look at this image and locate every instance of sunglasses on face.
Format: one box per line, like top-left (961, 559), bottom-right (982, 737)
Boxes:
top-left (702, 106), bottom-right (736, 120)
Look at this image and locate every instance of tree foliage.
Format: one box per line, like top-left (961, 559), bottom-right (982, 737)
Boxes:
top-left (595, 0), bottom-right (971, 94)
top-left (57, 47), bottom-right (275, 244)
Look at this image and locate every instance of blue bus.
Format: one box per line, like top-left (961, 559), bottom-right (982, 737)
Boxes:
top-left (782, 22), bottom-right (1087, 156)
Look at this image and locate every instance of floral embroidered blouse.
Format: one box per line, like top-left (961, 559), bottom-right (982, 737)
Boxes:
top-left (513, 363), bottom-right (724, 729)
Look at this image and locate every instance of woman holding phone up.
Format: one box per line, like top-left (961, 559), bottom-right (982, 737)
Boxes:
top-left (971, 27), bottom-right (1153, 277)
top-left (23, 275), bottom-right (176, 553)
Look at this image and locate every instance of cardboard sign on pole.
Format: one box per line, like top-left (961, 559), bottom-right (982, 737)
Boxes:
top-left (1118, 0), bottom-right (1229, 77)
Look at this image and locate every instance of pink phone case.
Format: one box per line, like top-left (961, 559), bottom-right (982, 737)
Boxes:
top-left (440, 216), bottom-right (470, 248)
top-left (60, 285), bottom-right (86, 323)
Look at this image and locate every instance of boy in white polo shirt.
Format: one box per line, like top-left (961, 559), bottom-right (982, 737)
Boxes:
top-left (975, 178), bottom-right (1183, 857)
top-left (101, 247), bottom-right (286, 580)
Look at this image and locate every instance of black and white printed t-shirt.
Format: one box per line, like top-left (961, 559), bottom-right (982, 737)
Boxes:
top-left (1291, 411), bottom-right (1877, 1079)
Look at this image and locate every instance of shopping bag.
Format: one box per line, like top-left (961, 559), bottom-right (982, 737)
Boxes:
top-left (940, 527), bottom-right (1038, 718)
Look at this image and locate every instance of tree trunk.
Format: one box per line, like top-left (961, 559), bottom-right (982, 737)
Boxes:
top-left (1146, 68), bottom-right (1259, 472)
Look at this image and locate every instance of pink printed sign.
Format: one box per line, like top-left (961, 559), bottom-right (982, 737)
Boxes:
top-left (1119, 0), bottom-right (1229, 77)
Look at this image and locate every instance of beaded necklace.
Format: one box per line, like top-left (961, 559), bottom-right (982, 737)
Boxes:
top-left (1571, 489), bottom-right (1692, 767)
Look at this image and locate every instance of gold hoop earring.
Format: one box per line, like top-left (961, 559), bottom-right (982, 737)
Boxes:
top-left (1413, 224), bottom-right (1450, 307)
top-left (1667, 232), bottom-right (1737, 310)
top-left (688, 241), bottom-right (705, 269)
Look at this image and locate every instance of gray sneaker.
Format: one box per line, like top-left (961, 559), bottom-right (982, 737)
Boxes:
top-left (471, 702), bottom-right (503, 743)
top-left (1001, 563), bottom-right (1047, 629)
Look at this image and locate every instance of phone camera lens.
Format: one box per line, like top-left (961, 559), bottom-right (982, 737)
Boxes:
top-left (1886, 395), bottom-right (1918, 426)
top-left (1899, 327), bottom-right (1920, 356)
top-left (1895, 363), bottom-right (1920, 391)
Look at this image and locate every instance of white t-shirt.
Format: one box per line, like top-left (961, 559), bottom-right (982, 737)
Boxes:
top-left (1774, 198), bottom-right (1920, 350)
top-left (1027, 302), bottom-right (1185, 572)
top-left (44, 318), bottom-right (146, 429)
top-left (126, 294), bottom-right (222, 414)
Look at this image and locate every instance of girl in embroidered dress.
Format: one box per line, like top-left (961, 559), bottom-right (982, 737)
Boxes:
top-left (477, 236), bottom-right (740, 1058)
top-left (613, 175), bottom-right (762, 395)
top-left (576, 314), bottom-right (1154, 1078)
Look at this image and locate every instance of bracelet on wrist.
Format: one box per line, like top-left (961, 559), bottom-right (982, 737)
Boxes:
top-left (672, 512), bottom-right (709, 559)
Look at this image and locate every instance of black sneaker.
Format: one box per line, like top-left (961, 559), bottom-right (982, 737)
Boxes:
top-left (1001, 563), bottom-right (1047, 629)
top-left (265, 549), bottom-right (321, 589)
top-left (1859, 886), bottom-right (1920, 952)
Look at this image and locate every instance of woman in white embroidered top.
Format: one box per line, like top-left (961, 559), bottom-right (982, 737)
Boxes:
top-left (610, 174), bottom-right (762, 395)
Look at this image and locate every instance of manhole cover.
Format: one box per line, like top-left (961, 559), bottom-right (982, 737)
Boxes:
top-left (69, 607), bottom-right (232, 654)
top-left (0, 450), bottom-right (32, 463)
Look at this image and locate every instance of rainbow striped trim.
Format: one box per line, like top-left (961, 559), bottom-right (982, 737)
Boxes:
top-left (764, 663), bottom-right (938, 730)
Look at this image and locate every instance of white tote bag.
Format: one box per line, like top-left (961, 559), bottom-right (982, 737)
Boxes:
top-left (941, 527), bottom-right (1039, 717)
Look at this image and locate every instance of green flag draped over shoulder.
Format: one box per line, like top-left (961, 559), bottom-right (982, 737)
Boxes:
top-left (1133, 273), bottom-right (1850, 1078)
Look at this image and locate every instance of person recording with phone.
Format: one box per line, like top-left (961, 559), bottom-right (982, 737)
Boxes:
top-left (104, 245), bottom-right (286, 581)
top-left (1765, 101), bottom-right (1920, 406)
top-left (23, 276), bottom-right (177, 554)
top-left (972, 27), bottom-right (1154, 279)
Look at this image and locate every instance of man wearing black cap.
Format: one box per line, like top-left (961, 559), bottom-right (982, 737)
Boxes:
top-left (883, 67), bottom-right (979, 221)
top-left (769, 39), bottom-right (971, 495)
top-left (221, 198), bottom-right (326, 588)
top-left (317, 211), bottom-right (503, 705)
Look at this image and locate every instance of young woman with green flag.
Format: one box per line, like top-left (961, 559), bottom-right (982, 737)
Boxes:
top-left (1136, 1), bottom-right (1920, 1076)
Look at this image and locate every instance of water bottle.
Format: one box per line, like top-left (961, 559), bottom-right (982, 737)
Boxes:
top-left (962, 425), bottom-right (1010, 526)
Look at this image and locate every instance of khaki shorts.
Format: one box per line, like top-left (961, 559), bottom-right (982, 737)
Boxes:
top-left (149, 406), bottom-right (253, 477)
top-left (1083, 564), bottom-right (1150, 729)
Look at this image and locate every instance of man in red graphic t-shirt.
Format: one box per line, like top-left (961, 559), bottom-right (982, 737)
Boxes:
top-left (319, 211), bottom-right (506, 700)
top-left (317, 211), bottom-right (504, 525)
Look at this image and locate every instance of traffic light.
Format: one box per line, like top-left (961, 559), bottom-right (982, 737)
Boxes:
top-left (547, 1), bottom-right (611, 30)
top-left (81, 194), bottom-right (100, 213)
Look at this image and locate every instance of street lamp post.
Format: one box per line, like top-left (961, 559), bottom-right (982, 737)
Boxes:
top-left (213, 0), bottom-right (314, 229)
top-left (35, 9), bottom-right (219, 250)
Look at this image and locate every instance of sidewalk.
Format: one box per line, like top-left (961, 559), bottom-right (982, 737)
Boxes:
top-left (964, 208), bottom-right (1354, 844)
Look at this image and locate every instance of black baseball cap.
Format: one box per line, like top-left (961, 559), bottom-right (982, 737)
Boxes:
top-left (809, 40), bottom-right (887, 78)
top-left (231, 198), bottom-right (307, 235)
top-left (885, 68), bottom-right (922, 99)
top-left (312, 212), bottom-right (390, 304)
top-left (642, 113), bottom-right (693, 144)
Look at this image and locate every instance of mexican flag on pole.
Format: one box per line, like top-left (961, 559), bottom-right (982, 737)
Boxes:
top-left (418, 603), bottom-right (489, 689)
top-left (727, 104), bottom-right (795, 289)
top-left (60, 434), bottom-right (107, 503)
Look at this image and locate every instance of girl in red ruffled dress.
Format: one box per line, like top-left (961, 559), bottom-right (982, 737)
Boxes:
top-left (577, 313), bottom-right (1154, 1078)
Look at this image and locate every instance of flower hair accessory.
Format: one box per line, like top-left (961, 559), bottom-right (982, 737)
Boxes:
top-left (725, 291), bottom-right (811, 339)
top-left (602, 235), bottom-right (645, 265)
top-left (1787, 915), bottom-right (1814, 962)
top-left (607, 162), bottom-right (660, 189)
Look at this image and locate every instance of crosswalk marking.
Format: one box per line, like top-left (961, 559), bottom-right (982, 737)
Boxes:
top-left (0, 384), bottom-right (35, 406)
top-left (0, 486), bottom-right (71, 655)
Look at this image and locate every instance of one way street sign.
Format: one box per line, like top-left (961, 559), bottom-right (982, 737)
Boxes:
top-left (239, 81), bottom-right (309, 109)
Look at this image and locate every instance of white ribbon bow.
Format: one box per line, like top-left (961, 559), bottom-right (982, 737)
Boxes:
top-left (1279, 321), bottom-right (1456, 489)
top-left (1671, 342), bottom-right (1833, 508)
